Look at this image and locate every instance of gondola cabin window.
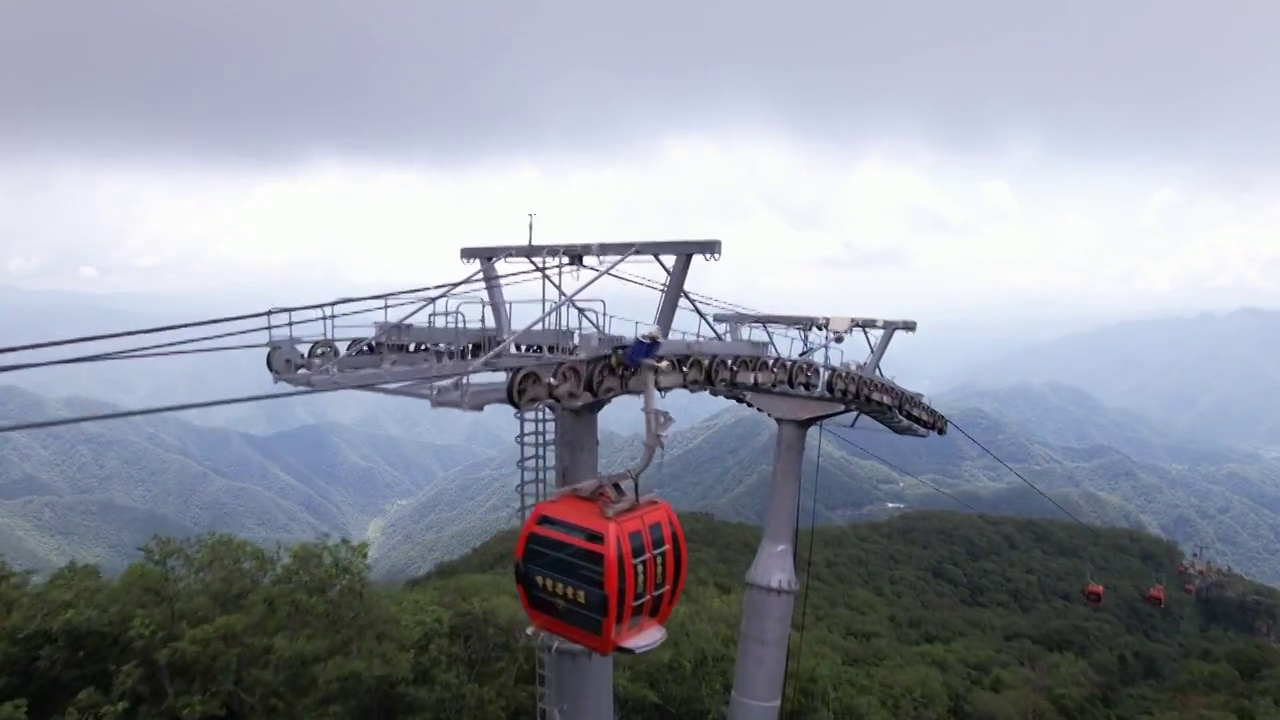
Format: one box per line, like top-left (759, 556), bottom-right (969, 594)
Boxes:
top-left (520, 529), bottom-right (608, 637)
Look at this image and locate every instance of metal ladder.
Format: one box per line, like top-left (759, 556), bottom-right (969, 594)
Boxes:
top-left (535, 635), bottom-right (554, 720)
top-left (516, 405), bottom-right (556, 720)
top-left (515, 406), bottom-right (554, 521)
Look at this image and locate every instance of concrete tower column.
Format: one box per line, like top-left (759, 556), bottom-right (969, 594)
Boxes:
top-left (544, 407), bottom-right (614, 720)
top-left (727, 417), bottom-right (809, 720)
top-left (727, 394), bottom-right (846, 720)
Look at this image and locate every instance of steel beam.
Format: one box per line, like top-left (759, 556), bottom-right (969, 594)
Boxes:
top-left (460, 240), bottom-right (721, 261)
top-left (530, 259), bottom-right (605, 334)
top-left (652, 254), bottom-right (693, 337)
top-left (712, 313), bottom-right (919, 335)
top-left (479, 262), bottom-right (512, 337)
top-left (656, 255), bottom-right (725, 341)
top-left (468, 251), bottom-right (635, 371)
top-left (863, 327), bottom-right (898, 374)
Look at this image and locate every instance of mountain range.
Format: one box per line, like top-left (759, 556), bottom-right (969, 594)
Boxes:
top-left (938, 307), bottom-right (1280, 448)
top-left (372, 380), bottom-right (1280, 584)
top-left (2, 286), bottom-right (1280, 588)
top-left (0, 385), bottom-right (495, 573)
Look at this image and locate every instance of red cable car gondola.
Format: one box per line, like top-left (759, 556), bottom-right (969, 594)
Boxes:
top-left (514, 493), bottom-right (688, 656)
top-left (1083, 582), bottom-right (1105, 606)
top-left (1183, 583), bottom-right (1195, 596)
top-left (1144, 583), bottom-right (1166, 608)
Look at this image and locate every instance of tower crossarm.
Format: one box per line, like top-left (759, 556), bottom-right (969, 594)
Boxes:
top-left (459, 240), bottom-right (722, 262)
top-left (712, 313), bottom-right (918, 336)
top-left (261, 246), bottom-right (944, 434)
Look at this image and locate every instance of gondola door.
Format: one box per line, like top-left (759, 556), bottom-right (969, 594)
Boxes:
top-left (624, 523), bottom-right (653, 633)
top-left (646, 517), bottom-right (672, 619)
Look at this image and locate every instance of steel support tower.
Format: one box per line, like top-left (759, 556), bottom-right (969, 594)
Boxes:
top-left (264, 240), bottom-right (945, 720)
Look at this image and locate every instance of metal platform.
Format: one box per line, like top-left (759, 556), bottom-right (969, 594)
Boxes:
top-left (263, 255), bottom-right (946, 436)
top-left (265, 323), bottom-right (944, 434)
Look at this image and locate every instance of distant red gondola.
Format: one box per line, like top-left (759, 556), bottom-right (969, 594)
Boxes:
top-left (1145, 584), bottom-right (1166, 608)
top-left (1183, 583), bottom-right (1195, 596)
top-left (1083, 582), bottom-right (1105, 606)
top-left (514, 494), bottom-right (687, 655)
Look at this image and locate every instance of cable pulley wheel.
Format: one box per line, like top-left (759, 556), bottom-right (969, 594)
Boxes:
top-left (863, 377), bottom-right (882, 403)
top-left (797, 362), bottom-right (821, 392)
top-left (345, 339), bottom-right (376, 356)
top-left (266, 346), bottom-right (305, 376)
top-left (551, 362), bottom-right (587, 403)
top-left (747, 353), bottom-right (768, 386)
top-left (886, 386), bottom-right (903, 410)
top-left (307, 340), bottom-right (340, 359)
top-left (586, 359), bottom-right (624, 400)
top-left (841, 371), bottom-right (860, 400)
top-left (778, 356), bottom-right (798, 386)
top-left (825, 368), bottom-right (843, 397)
top-left (741, 357), bottom-right (767, 388)
top-left (506, 367), bottom-right (549, 410)
top-left (683, 356), bottom-right (709, 389)
top-left (708, 356), bottom-right (734, 387)
top-left (900, 395), bottom-right (918, 421)
top-left (758, 357), bottom-right (779, 387)
top-left (653, 357), bottom-right (683, 392)
top-left (848, 372), bottom-right (869, 403)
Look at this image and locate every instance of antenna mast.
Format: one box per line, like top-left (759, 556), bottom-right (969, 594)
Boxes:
top-left (528, 213), bottom-right (536, 245)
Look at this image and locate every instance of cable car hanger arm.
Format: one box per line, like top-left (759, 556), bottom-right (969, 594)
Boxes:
top-left (557, 356), bottom-right (674, 516)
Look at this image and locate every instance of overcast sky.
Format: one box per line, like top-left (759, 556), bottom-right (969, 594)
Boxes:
top-left (2, 0), bottom-right (1279, 327)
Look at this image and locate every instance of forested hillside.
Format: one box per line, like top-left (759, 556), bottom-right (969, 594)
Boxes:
top-left (0, 385), bottom-right (492, 572)
top-left (1, 513), bottom-right (1276, 719)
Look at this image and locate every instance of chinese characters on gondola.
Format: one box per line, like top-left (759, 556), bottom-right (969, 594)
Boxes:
top-left (533, 575), bottom-right (588, 605)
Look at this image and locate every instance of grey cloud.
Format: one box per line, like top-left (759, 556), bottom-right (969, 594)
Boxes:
top-left (1, 1), bottom-right (1277, 166)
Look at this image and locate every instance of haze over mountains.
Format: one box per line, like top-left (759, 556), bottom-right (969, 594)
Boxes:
top-left (2, 286), bottom-right (1280, 587)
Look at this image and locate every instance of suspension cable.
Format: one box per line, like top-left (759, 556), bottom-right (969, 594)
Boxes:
top-left (783, 419), bottom-right (826, 719)
top-left (0, 341), bottom-right (268, 370)
top-left (820, 425), bottom-right (978, 512)
top-left (0, 359), bottom-right (565, 435)
top-left (602, 268), bottom-right (813, 348)
top-left (943, 416), bottom-right (1093, 529)
top-left (0, 265), bottom-right (551, 357)
top-left (0, 272), bottom-right (550, 375)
